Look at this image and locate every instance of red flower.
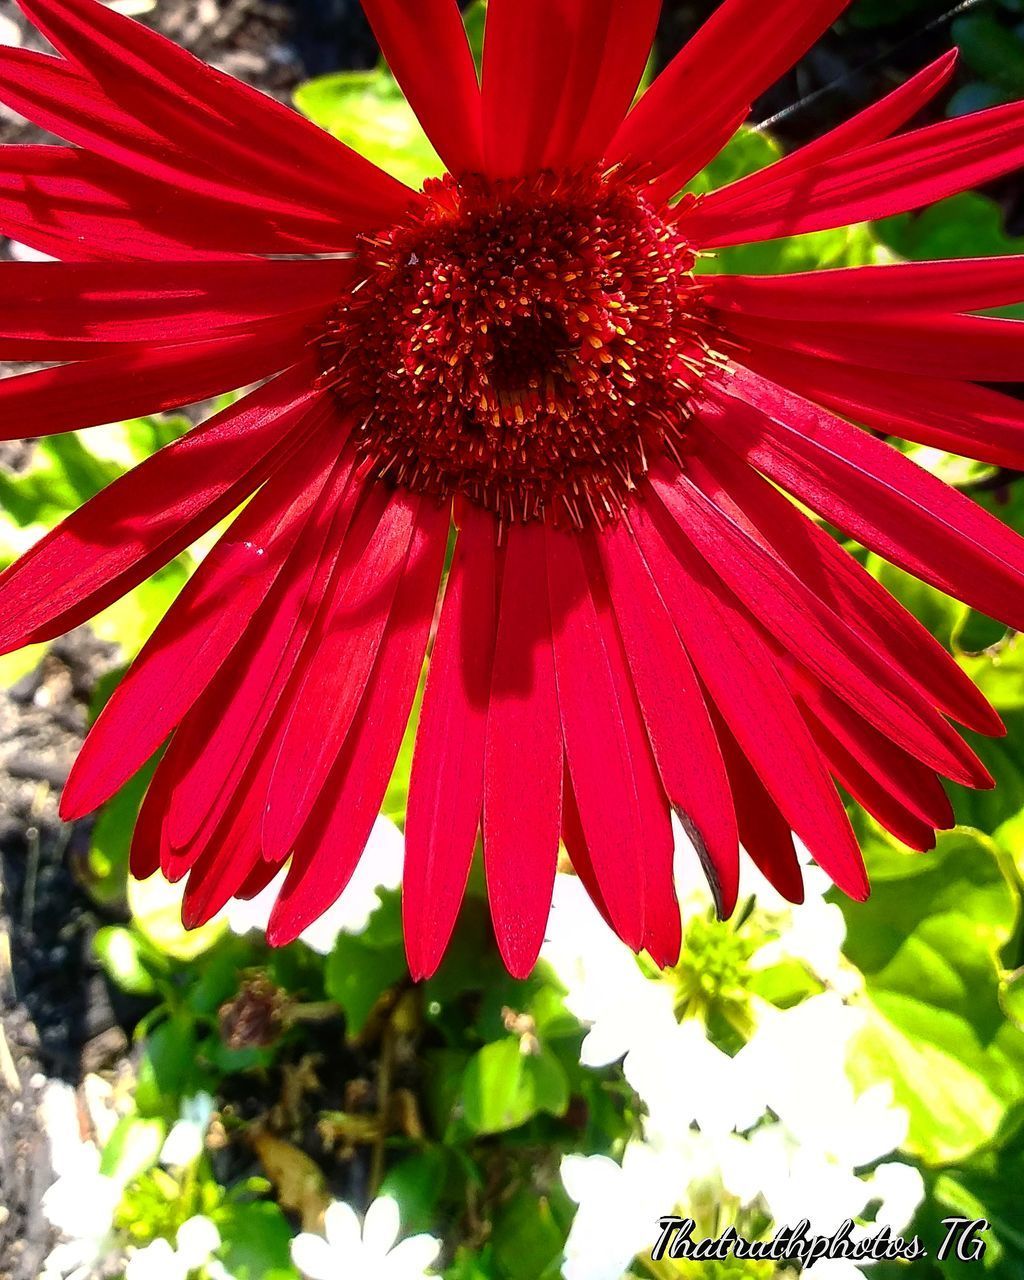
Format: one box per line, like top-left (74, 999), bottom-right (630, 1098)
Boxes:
top-left (1, 0), bottom-right (1022, 978)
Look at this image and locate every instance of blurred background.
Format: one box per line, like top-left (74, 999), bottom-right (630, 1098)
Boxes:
top-left (2, 3), bottom-right (1024, 1280)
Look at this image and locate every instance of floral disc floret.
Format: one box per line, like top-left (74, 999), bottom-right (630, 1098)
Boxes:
top-left (323, 168), bottom-right (716, 526)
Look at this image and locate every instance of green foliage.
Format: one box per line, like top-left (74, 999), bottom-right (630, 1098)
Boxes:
top-left (840, 826), bottom-right (1024, 1163)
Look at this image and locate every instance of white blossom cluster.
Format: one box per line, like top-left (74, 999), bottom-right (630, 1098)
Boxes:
top-left (543, 835), bottom-right (925, 1280)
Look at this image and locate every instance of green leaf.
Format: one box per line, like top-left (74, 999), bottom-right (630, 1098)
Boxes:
top-left (213, 1200), bottom-right (299, 1280)
top-left (839, 828), bottom-right (1024, 1164)
top-left (294, 69), bottom-right (444, 187)
top-left (128, 869), bottom-right (226, 962)
top-left (135, 1015), bottom-right (202, 1117)
top-left (948, 639), bottom-right (1024, 858)
top-left (379, 1148), bottom-right (453, 1235)
top-left (461, 1038), bottom-right (569, 1135)
top-left (87, 758), bottom-right (157, 907)
top-left (99, 1115), bottom-right (166, 1185)
top-left (93, 925), bottom-right (158, 997)
top-left (953, 13), bottom-right (1024, 96)
top-left (324, 930), bottom-right (407, 1036)
top-left (490, 1189), bottom-right (570, 1280)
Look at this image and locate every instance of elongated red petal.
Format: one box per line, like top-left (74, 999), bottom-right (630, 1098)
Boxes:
top-left (704, 369), bottom-right (1024, 632)
top-left (60, 412), bottom-right (342, 820)
top-left (629, 495), bottom-right (867, 900)
top-left (0, 361), bottom-right (322, 655)
top-left (483, 522), bottom-right (562, 978)
top-left (362, 0), bottom-right (483, 174)
top-left (0, 321), bottom-right (313, 444)
top-left (690, 420), bottom-right (1002, 737)
top-left (405, 505), bottom-right (498, 981)
top-left (793, 670), bottom-right (957, 831)
top-left (597, 519), bottom-right (739, 916)
top-left (481, 0), bottom-right (658, 177)
top-left (740, 342), bottom-right (1024, 473)
top-left (547, 526), bottom-right (649, 950)
top-left (542, 0), bottom-right (661, 169)
top-left (585, 537), bottom-right (679, 964)
top-left (804, 707), bottom-right (940, 852)
top-left (0, 47), bottom-right (346, 231)
top-left (702, 51), bottom-right (957, 210)
top-left (683, 98), bottom-right (1024, 246)
top-left (711, 710), bottom-right (804, 905)
top-left (653, 461), bottom-right (990, 787)
top-left (724, 310), bottom-right (1024, 383)
top-left (0, 260), bottom-right (351, 353)
top-left (129, 756), bottom-right (175, 881)
top-left (164, 448), bottom-right (364, 854)
top-left (0, 146), bottom-right (348, 261)
top-left (609, 0), bottom-right (847, 182)
top-left (706, 254), bottom-right (1024, 322)
top-left (261, 488), bottom-right (422, 862)
top-left (266, 503), bottom-right (449, 946)
top-left (16, 0), bottom-right (417, 229)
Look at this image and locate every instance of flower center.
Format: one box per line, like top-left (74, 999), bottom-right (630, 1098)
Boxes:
top-left (323, 168), bottom-right (715, 526)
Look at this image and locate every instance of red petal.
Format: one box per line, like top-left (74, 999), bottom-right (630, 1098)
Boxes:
top-left (653, 460), bottom-right (990, 788)
top-left (794, 671), bottom-right (956, 830)
top-left (0, 361), bottom-right (323, 655)
top-left (362, 0), bottom-right (483, 174)
top-left (804, 706), bottom-right (940, 852)
top-left (683, 98), bottom-right (1024, 246)
top-left (261, 488), bottom-right (424, 862)
top-left (629, 495), bottom-right (867, 900)
top-left (585, 536), bottom-right (679, 964)
top-left (129, 759), bottom-right (173, 881)
top-left (704, 369), bottom-right (1024, 632)
top-left (481, 0), bottom-right (658, 176)
top-left (60, 413), bottom-right (343, 821)
top-left (0, 321), bottom-right (313, 444)
top-left (741, 342), bottom-right (1024, 474)
top-left (609, 0), bottom-right (847, 182)
top-left (16, 0), bottom-right (417, 229)
top-left (0, 146), bottom-right (348, 260)
top-left (546, 525), bottom-right (648, 951)
top-left (597, 520), bottom-right (739, 916)
top-left (164, 448), bottom-right (364, 854)
top-left (706, 253), bottom-right (1024, 322)
top-left (690, 419), bottom-right (1002, 737)
top-left (0, 259), bottom-right (351, 355)
top-left (404, 504), bottom-right (498, 981)
top-left (723, 310), bottom-right (1024, 383)
top-left (700, 51), bottom-right (957, 211)
top-left (0, 47), bottom-right (351, 231)
top-left (483, 521), bottom-right (562, 978)
top-left (712, 710), bottom-right (804, 905)
top-left (266, 501), bottom-right (449, 946)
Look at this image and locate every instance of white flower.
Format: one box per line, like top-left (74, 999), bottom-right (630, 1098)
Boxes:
top-left (561, 1146), bottom-right (680, 1280)
top-left (541, 874), bottom-right (676, 1070)
top-left (867, 1162), bottom-right (926, 1234)
top-left (39, 1084), bottom-right (120, 1280)
top-left (125, 1238), bottom-right (187, 1280)
top-left (175, 1216), bottom-right (223, 1271)
top-left (628, 1018), bottom-right (767, 1141)
top-left (291, 1198), bottom-right (440, 1280)
top-left (124, 1218), bottom-right (226, 1280)
top-left (221, 817), bottom-right (404, 951)
top-left (160, 1093), bottom-right (215, 1168)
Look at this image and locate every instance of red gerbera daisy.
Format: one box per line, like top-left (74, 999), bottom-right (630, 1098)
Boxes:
top-left (2, 0), bottom-right (1023, 979)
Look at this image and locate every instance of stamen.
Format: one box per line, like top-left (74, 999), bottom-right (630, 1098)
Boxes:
top-left (321, 167), bottom-right (717, 526)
